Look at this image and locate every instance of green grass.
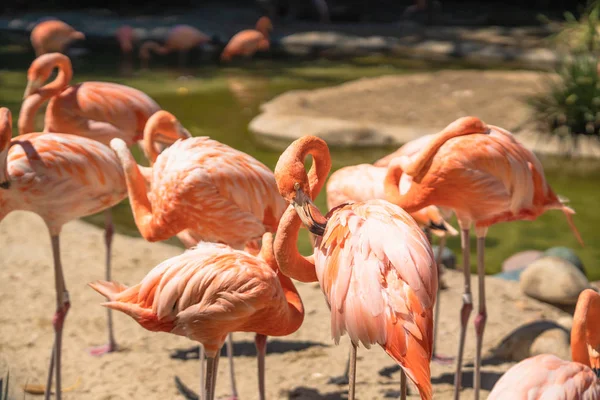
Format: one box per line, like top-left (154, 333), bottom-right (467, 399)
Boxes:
top-left (1, 46), bottom-right (599, 279)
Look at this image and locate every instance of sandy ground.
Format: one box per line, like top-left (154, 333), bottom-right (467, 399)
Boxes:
top-left (0, 211), bottom-right (571, 399)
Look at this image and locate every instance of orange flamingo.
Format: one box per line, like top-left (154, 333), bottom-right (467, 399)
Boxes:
top-left (0, 108), bottom-right (128, 400)
top-left (89, 232), bottom-right (304, 400)
top-left (139, 25), bottom-right (211, 68)
top-left (220, 17), bottom-right (272, 62)
top-left (110, 112), bottom-right (287, 399)
top-left (30, 19), bottom-right (85, 57)
top-left (273, 135), bottom-right (437, 400)
top-left (487, 289), bottom-right (600, 399)
top-left (383, 116), bottom-right (583, 400)
top-left (115, 25), bottom-right (135, 56)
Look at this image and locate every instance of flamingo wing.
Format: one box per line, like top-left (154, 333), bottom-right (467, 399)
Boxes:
top-left (326, 164), bottom-right (386, 210)
top-left (488, 354), bottom-right (600, 400)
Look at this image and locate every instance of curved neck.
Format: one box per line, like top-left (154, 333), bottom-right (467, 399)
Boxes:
top-left (295, 137), bottom-right (332, 200)
top-left (383, 161), bottom-right (405, 206)
top-left (142, 124), bottom-right (160, 165)
top-left (571, 289), bottom-right (600, 367)
top-left (274, 206), bottom-right (318, 283)
top-left (44, 57), bottom-right (73, 95)
top-left (18, 93), bottom-right (45, 134)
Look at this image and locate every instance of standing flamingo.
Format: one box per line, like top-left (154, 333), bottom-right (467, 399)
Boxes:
top-left (139, 25), bottom-right (211, 68)
top-left (487, 289), bottom-right (600, 399)
top-left (0, 108), bottom-right (129, 400)
top-left (382, 116), bottom-right (583, 400)
top-left (325, 163), bottom-right (457, 385)
top-left (273, 135), bottom-right (437, 400)
top-left (30, 19), bottom-right (85, 57)
top-left (220, 17), bottom-right (272, 62)
top-left (89, 232), bottom-right (304, 400)
top-left (109, 113), bottom-right (287, 399)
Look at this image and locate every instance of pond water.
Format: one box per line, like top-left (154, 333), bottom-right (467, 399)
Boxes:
top-left (1, 48), bottom-right (599, 279)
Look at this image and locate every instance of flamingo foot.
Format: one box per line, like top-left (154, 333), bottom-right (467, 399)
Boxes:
top-left (87, 342), bottom-right (118, 356)
top-left (432, 353), bottom-right (455, 365)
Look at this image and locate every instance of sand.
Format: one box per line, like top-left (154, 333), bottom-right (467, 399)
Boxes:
top-left (0, 211), bottom-right (571, 399)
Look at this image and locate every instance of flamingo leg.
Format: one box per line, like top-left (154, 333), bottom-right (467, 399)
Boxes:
top-left (200, 345), bottom-right (206, 400)
top-left (226, 333), bottom-right (239, 399)
top-left (45, 234), bottom-right (70, 400)
top-left (400, 369), bottom-right (407, 400)
top-left (43, 340), bottom-right (55, 400)
top-left (89, 209), bottom-right (118, 356)
top-left (205, 351), bottom-right (220, 400)
top-left (473, 234), bottom-right (487, 400)
top-left (255, 334), bottom-right (267, 400)
top-left (348, 343), bottom-right (357, 400)
top-left (453, 228), bottom-right (472, 400)
top-left (432, 235), bottom-right (454, 364)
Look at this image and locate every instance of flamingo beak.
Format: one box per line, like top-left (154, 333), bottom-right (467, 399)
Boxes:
top-left (23, 79), bottom-right (42, 99)
top-left (428, 220), bottom-right (447, 232)
top-left (177, 124), bottom-right (191, 139)
top-left (291, 184), bottom-right (327, 236)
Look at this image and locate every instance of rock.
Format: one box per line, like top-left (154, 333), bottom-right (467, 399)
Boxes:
top-left (502, 250), bottom-right (543, 272)
top-left (431, 245), bottom-right (456, 270)
top-left (520, 256), bottom-right (590, 305)
top-left (493, 269), bottom-right (526, 282)
top-left (491, 321), bottom-right (567, 362)
top-left (543, 247), bottom-right (585, 274)
top-left (530, 328), bottom-right (571, 361)
top-left (556, 315), bottom-right (574, 331)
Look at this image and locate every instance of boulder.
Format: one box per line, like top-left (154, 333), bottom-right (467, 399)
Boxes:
top-left (520, 256), bottom-right (590, 305)
top-left (501, 250), bottom-right (543, 272)
top-left (543, 247), bottom-right (585, 274)
top-left (491, 321), bottom-right (568, 362)
top-left (493, 269), bottom-right (526, 282)
top-left (530, 328), bottom-right (571, 361)
top-left (556, 315), bottom-right (574, 331)
top-left (431, 245), bottom-right (456, 270)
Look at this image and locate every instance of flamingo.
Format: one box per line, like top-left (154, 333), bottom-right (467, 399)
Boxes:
top-left (0, 107), bottom-right (129, 400)
top-left (115, 25), bottom-right (135, 56)
top-left (382, 116), bottom-right (583, 400)
top-left (220, 17), bottom-right (272, 62)
top-left (30, 19), bottom-right (85, 57)
top-left (109, 113), bottom-right (287, 399)
top-left (488, 289), bottom-right (600, 399)
top-left (325, 163), bottom-right (456, 385)
top-left (273, 135), bottom-right (437, 400)
top-left (139, 25), bottom-right (211, 68)
top-left (89, 232), bottom-right (304, 400)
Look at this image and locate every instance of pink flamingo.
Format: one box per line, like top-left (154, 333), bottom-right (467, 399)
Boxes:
top-left (487, 289), bottom-right (600, 399)
top-left (274, 135), bottom-right (437, 400)
top-left (109, 112), bottom-right (287, 399)
top-left (383, 116), bottom-right (583, 399)
top-left (0, 107), bottom-right (128, 400)
top-left (220, 17), bottom-right (272, 62)
top-left (139, 25), bottom-right (211, 68)
top-left (89, 232), bottom-right (304, 400)
top-left (30, 19), bottom-right (85, 57)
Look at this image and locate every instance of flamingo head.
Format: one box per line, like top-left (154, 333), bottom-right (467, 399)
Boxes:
top-left (0, 108), bottom-right (12, 189)
top-left (70, 30), bottom-right (85, 41)
top-left (256, 16), bottom-right (273, 36)
top-left (275, 136), bottom-right (328, 236)
top-left (24, 52), bottom-right (70, 98)
top-left (115, 25), bottom-right (135, 53)
top-left (142, 111), bottom-right (191, 163)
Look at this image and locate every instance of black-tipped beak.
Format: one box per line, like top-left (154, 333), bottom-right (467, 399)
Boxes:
top-left (428, 221), bottom-right (447, 232)
top-left (292, 187), bottom-right (327, 236)
top-left (0, 181), bottom-right (9, 189)
top-left (593, 367), bottom-right (600, 378)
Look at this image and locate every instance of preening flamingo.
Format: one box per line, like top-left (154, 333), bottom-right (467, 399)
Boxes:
top-left (220, 17), bottom-right (272, 62)
top-left (139, 25), bottom-right (211, 68)
top-left (30, 20), bottom-right (85, 57)
top-left (273, 135), bottom-right (437, 400)
top-left (383, 116), bottom-right (583, 400)
top-left (110, 112), bottom-right (287, 399)
top-left (0, 108), bottom-right (128, 400)
top-left (325, 163), bottom-right (456, 385)
top-left (89, 232), bottom-right (304, 400)
top-left (487, 289), bottom-right (600, 399)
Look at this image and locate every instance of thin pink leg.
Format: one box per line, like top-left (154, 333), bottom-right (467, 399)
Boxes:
top-left (89, 209), bottom-right (118, 356)
top-left (453, 228), bottom-right (472, 400)
top-left (400, 369), bottom-right (407, 400)
top-left (226, 333), bottom-right (239, 400)
top-left (348, 343), bottom-right (357, 400)
top-left (473, 233), bottom-right (488, 400)
top-left (255, 334), bottom-right (267, 400)
top-left (205, 351), bottom-right (220, 400)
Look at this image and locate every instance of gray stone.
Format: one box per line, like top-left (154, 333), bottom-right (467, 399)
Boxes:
top-left (502, 250), bottom-right (543, 272)
top-left (491, 321), bottom-right (568, 362)
top-left (431, 245), bottom-right (456, 270)
top-left (556, 315), bottom-right (574, 331)
top-left (520, 256), bottom-right (590, 305)
top-left (530, 328), bottom-right (571, 361)
top-left (543, 247), bottom-right (585, 274)
top-left (493, 269), bottom-right (525, 282)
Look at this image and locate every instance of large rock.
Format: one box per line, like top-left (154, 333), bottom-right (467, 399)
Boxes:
top-left (491, 321), bottom-right (569, 362)
top-left (501, 250), bottom-right (543, 272)
top-left (520, 256), bottom-right (590, 305)
top-left (530, 328), bottom-right (571, 360)
top-left (543, 247), bottom-right (585, 274)
top-left (493, 269), bottom-right (525, 282)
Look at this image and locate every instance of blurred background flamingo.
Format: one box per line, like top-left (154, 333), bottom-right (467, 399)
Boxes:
top-left (139, 25), bottom-right (212, 68)
top-left (30, 19), bottom-right (85, 57)
top-left (274, 135), bottom-right (437, 400)
top-left (221, 17), bottom-right (272, 62)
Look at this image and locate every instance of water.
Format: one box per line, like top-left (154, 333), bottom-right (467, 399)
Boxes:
top-left (1, 46), bottom-right (599, 279)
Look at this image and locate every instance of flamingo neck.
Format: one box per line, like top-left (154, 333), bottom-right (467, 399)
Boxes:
top-left (0, 109), bottom-right (12, 188)
top-left (383, 161), bottom-right (405, 206)
top-left (274, 206), bottom-right (318, 283)
top-left (140, 41), bottom-right (168, 64)
top-left (142, 124), bottom-right (160, 165)
top-left (571, 290), bottom-right (600, 369)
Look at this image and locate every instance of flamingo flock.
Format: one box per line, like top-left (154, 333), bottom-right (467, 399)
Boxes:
top-left (1, 15), bottom-right (597, 400)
